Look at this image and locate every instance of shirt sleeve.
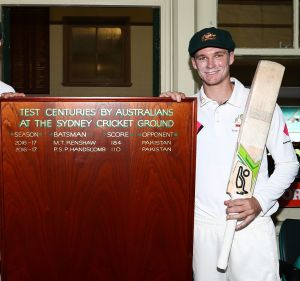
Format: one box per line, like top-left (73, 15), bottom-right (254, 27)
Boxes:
top-left (254, 104), bottom-right (299, 215)
top-left (0, 82), bottom-right (16, 95)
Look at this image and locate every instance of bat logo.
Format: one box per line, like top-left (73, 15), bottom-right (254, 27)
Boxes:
top-left (235, 166), bottom-right (250, 195)
top-left (227, 145), bottom-right (260, 196)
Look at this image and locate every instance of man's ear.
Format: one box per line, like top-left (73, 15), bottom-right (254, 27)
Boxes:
top-left (229, 51), bottom-right (235, 66)
top-left (191, 57), bottom-right (197, 70)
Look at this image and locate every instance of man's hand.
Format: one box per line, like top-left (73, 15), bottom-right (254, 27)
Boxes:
top-left (160, 91), bottom-right (186, 102)
top-left (1, 92), bottom-right (25, 98)
top-left (224, 197), bottom-right (262, 231)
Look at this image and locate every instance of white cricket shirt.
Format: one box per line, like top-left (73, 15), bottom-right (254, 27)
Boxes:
top-left (195, 78), bottom-right (299, 219)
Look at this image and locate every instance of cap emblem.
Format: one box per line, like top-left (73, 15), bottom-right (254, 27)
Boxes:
top-left (201, 32), bottom-right (217, 42)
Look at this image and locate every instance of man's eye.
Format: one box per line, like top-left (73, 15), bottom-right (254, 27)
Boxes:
top-left (215, 53), bottom-right (226, 58)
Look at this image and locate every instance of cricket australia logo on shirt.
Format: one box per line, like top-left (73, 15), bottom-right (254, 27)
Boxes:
top-left (197, 121), bottom-right (204, 134)
top-left (283, 123), bottom-right (292, 144)
top-left (232, 114), bottom-right (243, 131)
top-left (228, 144), bottom-right (261, 196)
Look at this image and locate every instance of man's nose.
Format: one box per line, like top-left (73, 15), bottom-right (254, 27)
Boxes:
top-left (206, 57), bottom-right (216, 68)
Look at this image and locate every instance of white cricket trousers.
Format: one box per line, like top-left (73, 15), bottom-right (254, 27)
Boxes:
top-left (193, 213), bottom-right (280, 281)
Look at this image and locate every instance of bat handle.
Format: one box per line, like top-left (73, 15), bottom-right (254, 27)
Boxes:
top-left (217, 218), bottom-right (237, 270)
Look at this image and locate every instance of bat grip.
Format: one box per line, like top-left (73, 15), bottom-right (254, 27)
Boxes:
top-left (217, 218), bottom-right (237, 270)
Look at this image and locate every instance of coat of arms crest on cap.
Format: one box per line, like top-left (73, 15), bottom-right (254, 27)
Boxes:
top-left (201, 32), bottom-right (216, 42)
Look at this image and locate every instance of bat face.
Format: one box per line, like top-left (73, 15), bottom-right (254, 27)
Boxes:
top-left (226, 60), bottom-right (285, 198)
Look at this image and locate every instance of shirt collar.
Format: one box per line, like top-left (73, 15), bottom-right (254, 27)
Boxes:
top-left (198, 77), bottom-right (243, 108)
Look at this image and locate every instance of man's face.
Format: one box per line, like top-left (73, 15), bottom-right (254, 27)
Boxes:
top-left (191, 47), bottom-right (234, 86)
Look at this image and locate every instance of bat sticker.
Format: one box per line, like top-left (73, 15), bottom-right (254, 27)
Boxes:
top-left (236, 166), bottom-right (250, 195)
top-left (228, 144), bottom-right (261, 196)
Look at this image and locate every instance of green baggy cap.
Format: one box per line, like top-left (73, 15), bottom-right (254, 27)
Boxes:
top-left (188, 27), bottom-right (235, 56)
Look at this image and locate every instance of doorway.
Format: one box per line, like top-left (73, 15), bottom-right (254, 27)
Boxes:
top-left (2, 6), bottom-right (160, 97)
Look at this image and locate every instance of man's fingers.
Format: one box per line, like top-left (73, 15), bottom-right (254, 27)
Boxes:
top-left (1, 92), bottom-right (25, 98)
top-left (225, 199), bottom-right (249, 215)
top-left (226, 209), bottom-right (252, 220)
top-left (236, 215), bottom-right (255, 231)
top-left (225, 212), bottom-right (255, 231)
top-left (160, 91), bottom-right (186, 102)
top-left (225, 197), bottom-right (262, 231)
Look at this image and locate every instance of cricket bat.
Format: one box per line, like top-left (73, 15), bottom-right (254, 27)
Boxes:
top-left (217, 60), bottom-right (285, 270)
